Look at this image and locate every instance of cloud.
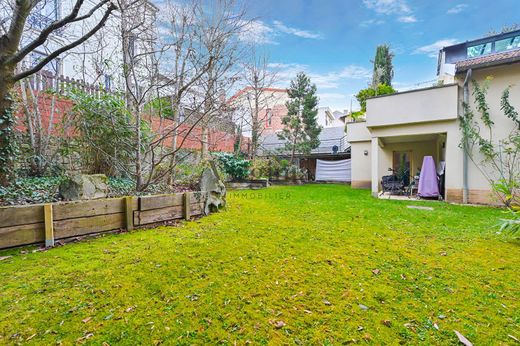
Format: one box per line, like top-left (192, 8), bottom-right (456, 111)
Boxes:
top-left (398, 15), bottom-right (417, 23)
top-left (268, 62), bottom-right (371, 90)
top-left (236, 20), bottom-right (322, 45)
top-left (337, 66), bottom-right (372, 80)
top-left (363, 0), bottom-right (417, 23)
top-left (363, 0), bottom-right (411, 15)
top-left (317, 93), bottom-right (350, 110)
top-left (238, 20), bottom-right (277, 45)
top-left (273, 20), bottom-right (322, 39)
top-left (447, 4), bottom-right (468, 14)
top-left (414, 39), bottom-right (459, 57)
top-left (360, 19), bottom-right (385, 27)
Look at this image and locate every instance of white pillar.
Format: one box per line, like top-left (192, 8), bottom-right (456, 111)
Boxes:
top-left (371, 137), bottom-right (379, 197)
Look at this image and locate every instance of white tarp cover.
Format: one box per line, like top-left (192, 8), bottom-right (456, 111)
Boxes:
top-left (315, 159), bottom-right (351, 182)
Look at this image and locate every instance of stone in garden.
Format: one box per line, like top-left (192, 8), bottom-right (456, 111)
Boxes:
top-left (59, 174), bottom-right (108, 201)
top-left (199, 161), bottom-right (226, 215)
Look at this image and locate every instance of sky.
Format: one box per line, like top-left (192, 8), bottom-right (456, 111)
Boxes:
top-left (231, 0), bottom-right (520, 111)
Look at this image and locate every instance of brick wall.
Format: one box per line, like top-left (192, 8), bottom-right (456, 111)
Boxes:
top-left (15, 92), bottom-right (248, 153)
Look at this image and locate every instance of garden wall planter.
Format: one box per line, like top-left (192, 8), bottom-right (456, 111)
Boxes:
top-left (225, 179), bottom-right (269, 190)
top-left (0, 191), bottom-right (211, 250)
top-left (269, 179), bottom-right (304, 185)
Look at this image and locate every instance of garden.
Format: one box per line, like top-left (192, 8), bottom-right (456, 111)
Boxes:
top-left (0, 184), bottom-right (518, 344)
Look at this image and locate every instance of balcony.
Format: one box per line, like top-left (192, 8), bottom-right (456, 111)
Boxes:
top-left (366, 84), bottom-right (459, 128)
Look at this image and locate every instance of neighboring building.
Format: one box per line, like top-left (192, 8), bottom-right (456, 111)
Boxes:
top-left (228, 87), bottom-right (351, 180)
top-left (20, 0), bottom-right (158, 91)
top-left (227, 87), bottom-right (289, 137)
top-left (347, 30), bottom-right (520, 204)
top-left (317, 107), bottom-right (344, 128)
top-left (12, 1), bottom-right (245, 155)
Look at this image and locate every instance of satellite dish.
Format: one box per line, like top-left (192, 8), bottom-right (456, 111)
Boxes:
top-left (332, 145), bottom-right (339, 154)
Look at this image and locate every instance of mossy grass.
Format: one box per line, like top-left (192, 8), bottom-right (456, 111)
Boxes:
top-left (0, 185), bottom-right (518, 344)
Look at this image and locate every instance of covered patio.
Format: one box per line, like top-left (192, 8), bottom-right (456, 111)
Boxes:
top-left (371, 133), bottom-right (447, 200)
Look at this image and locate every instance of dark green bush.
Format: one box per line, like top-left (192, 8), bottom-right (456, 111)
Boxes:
top-left (214, 153), bottom-right (250, 181)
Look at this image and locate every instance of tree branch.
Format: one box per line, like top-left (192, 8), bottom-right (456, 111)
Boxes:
top-left (13, 3), bottom-right (116, 81)
top-left (9, 0), bottom-right (113, 65)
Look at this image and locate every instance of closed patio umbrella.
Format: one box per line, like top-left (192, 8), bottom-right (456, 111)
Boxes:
top-left (418, 156), bottom-right (440, 198)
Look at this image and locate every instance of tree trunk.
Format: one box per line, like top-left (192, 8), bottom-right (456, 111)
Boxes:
top-left (167, 96), bottom-right (179, 186)
top-left (251, 98), bottom-right (259, 159)
top-left (201, 126), bottom-right (209, 159)
top-left (0, 68), bottom-right (16, 186)
top-left (135, 107), bottom-right (143, 191)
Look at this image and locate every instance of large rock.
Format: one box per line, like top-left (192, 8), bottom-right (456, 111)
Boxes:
top-left (59, 174), bottom-right (109, 201)
top-left (199, 161), bottom-right (226, 215)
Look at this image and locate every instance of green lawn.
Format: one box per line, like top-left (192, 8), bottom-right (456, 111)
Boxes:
top-left (0, 185), bottom-right (518, 345)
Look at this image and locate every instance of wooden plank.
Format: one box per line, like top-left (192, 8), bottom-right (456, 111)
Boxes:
top-left (190, 191), bottom-right (208, 204)
top-left (139, 194), bottom-right (184, 211)
top-left (0, 204), bottom-right (44, 228)
top-left (125, 196), bottom-right (134, 231)
top-left (183, 192), bottom-right (190, 220)
top-left (190, 202), bottom-right (204, 216)
top-left (0, 223), bottom-right (45, 249)
top-left (53, 213), bottom-right (125, 239)
top-left (53, 197), bottom-right (130, 221)
top-left (135, 205), bottom-right (184, 226)
top-left (44, 204), bottom-right (54, 247)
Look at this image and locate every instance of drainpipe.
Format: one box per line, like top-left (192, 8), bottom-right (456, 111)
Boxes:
top-left (462, 69), bottom-right (472, 204)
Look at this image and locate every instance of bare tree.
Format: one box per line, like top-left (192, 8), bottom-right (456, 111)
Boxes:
top-left (195, 0), bottom-right (248, 159)
top-left (0, 0), bottom-right (117, 185)
top-left (112, 0), bottom-right (248, 191)
top-left (233, 51), bottom-right (278, 158)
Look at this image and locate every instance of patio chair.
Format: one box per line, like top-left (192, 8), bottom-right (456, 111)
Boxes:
top-left (380, 174), bottom-right (405, 195)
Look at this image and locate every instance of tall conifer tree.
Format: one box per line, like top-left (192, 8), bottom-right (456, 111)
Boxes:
top-left (278, 72), bottom-right (321, 162)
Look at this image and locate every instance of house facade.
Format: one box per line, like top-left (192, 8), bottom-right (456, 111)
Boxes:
top-left (348, 30), bottom-right (520, 204)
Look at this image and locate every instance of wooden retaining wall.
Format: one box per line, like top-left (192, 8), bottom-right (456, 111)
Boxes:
top-left (0, 191), bottom-right (208, 250)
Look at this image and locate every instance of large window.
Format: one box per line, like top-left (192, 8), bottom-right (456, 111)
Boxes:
top-left (467, 42), bottom-right (492, 58)
top-left (495, 36), bottom-right (520, 52)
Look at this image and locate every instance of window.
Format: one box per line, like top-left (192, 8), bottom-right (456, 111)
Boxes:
top-left (266, 108), bottom-right (272, 127)
top-left (128, 34), bottom-right (137, 57)
top-left (104, 74), bottom-right (112, 91)
top-left (467, 42), bottom-right (492, 58)
top-left (28, 0), bottom-right (60, 31)
top-left (495, 36), bottom-right (520, 52)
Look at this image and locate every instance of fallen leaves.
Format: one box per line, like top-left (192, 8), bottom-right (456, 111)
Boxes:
top-left (508, 335), bottom-right (519, 342)
top-left (82, 317), bottom-right (92, 324)
top-left (358, 304), bottom-right (369, 311)
top-left (372, 269), bottom-right (381, 275)
top-left (0, 256), bottom-right (12, 261)
top-left (269, 320), bottom-right (286, 329)
top-left (323, 299), bottom-right (332, 306)
top-left (454, 330), bottom-right (473, 346)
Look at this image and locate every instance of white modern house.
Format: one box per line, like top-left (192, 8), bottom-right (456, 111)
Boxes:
top-left (347, 29), bottom-right (520, 204)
